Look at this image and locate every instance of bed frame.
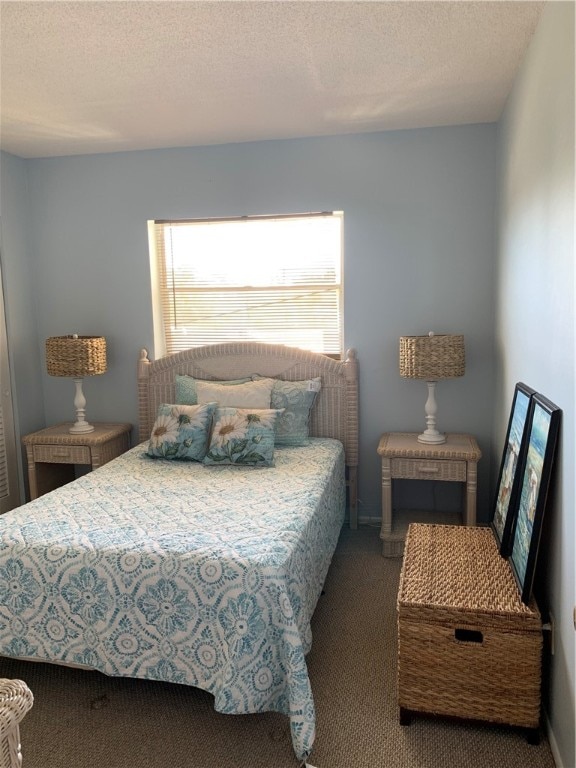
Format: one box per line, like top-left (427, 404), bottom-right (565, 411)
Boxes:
top-left (138, 342), bottom-right (359, 527)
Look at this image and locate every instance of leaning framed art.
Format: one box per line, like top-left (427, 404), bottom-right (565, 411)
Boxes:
top-left (491, 382), bottom-right (535, 556)
top-left (509, 393), bottom-right (561, 604)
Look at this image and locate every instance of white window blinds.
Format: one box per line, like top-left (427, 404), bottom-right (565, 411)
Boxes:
top-left (150, 212), bottom-right (343, 356)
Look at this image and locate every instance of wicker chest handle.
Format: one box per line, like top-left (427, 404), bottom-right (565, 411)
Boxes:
top-left (454, 628), bottom-right (484, 644)
top-left (53, 450), bottom-right (71, 458)
top-left (417, 465), bottom-right (439, 473)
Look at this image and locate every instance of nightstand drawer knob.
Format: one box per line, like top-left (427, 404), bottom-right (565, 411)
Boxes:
top-left (53, 451), bottom-right (71, 458)
top-left (418, 465), bottom-right (439, 473)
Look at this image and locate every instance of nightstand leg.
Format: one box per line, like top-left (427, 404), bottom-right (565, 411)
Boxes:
top-left (381, 458), bottom-right (392, 536)
top-left (465, 459), bottom-right (478, 526)
top-left (25, 446), bottom-right (38, 500)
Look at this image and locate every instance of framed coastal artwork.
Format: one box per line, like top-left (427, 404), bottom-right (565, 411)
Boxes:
top-left (509, 393), bottom-right (561, 604)
top-left (491, 383), bottom-right (535, 556)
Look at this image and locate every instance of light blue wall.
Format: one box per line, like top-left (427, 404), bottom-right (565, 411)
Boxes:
top-left (496, 2), bottom-right (575, 765)
top-left (16, 124), bottom-right (497, 518)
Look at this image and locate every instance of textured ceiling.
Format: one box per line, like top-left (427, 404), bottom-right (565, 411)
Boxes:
top-left (1, 1), bottom-right (546, 159)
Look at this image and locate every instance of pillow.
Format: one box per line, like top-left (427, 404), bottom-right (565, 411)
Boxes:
top-left (253, 376), bottom-right (322, 445)
top-left (147, 402), bottom-right (216, 461)
top-left (196, 378), bottom-right (274, 409)
top-left (175, 374), bottom-right (251, 406)
top-left (203, 407), bottom-right (283, 467)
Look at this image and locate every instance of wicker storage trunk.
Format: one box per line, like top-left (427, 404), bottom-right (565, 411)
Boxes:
top-left (397, 524), bottom-right (542, 736)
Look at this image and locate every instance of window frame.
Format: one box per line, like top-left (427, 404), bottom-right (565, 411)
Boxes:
top-left (149, 211), bottom-right (344, 359)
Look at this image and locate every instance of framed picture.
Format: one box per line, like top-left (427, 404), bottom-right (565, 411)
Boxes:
top-left (509, 393), bottom-right (561, 604)
top-left (491, 383), bottom-right (535, 556)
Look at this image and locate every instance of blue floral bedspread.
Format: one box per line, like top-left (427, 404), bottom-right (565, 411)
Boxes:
top-left (0, 438), bottom-right (345, 762)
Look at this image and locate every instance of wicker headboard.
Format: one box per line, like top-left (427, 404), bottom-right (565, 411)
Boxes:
top-left (137, 342), bottom-right (359, 527)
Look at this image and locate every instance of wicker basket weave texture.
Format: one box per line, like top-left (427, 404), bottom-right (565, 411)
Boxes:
top-left (397, 524), bottom-right (542, 729)
top-left (399, 334), bottom-right (465, 379)
top-left (46, 336), bottom-right (107, 377)
top-left (398, 618), bottom-right (542, 726)
top-left (0, 678), bottom-right (33, 768)
top-left (21, 423), bottom-right (130, 447)
top-left (398, 524), bottom-right (540, 624)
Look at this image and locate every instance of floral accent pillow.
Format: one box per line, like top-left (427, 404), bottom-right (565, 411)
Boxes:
top-left (147, 402), bottom-right (217, 461)
top-left (253, 376), bottom-right (322, 445)
top-left (203, 407), bottom-right (283, 467)
top-left (175, 374), bottom-right (251, 405)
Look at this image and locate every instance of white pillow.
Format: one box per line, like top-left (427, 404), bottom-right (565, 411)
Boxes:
top-left (195, 378), bottom-right (274, 408)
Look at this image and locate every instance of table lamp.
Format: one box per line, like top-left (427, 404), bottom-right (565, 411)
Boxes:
top-left (399, 332), bottom-right (465, 444)
top-left (45, 334), bottom-right (107, 433)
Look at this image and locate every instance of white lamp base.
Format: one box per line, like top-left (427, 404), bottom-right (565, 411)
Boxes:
top-left (417, 380), bottom-right (446, 444)
top-left (418, 430), bottom-right (446, 444)
top-left (69, 421), bottom-right (95, 434)
top-left (69, 377), bottom-right (95, 434)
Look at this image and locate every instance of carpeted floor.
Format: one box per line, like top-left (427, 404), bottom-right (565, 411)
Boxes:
top-left (1, 526), bottom-right (556, 767)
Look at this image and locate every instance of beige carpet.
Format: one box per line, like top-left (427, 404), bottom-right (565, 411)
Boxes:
top-left (1, 527), bottom-right (556, 768)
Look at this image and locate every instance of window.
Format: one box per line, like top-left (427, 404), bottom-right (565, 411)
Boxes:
top-left (149, 212), bottom-right (343, 357)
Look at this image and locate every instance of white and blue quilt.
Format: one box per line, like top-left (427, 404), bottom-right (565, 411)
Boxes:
top-left (0, 438), bottom-right (345, 762)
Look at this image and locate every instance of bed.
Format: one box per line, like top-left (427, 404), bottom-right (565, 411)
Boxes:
top-left (0, 342), bottom-right (359, 764)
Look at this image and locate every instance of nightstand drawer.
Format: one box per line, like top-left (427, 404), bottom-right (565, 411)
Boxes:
top-left (391, 458), bottom-right (466, 482)
top-left (33, 444), bottom-right (92, 465)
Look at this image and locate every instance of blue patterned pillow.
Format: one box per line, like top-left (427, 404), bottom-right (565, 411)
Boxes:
top-left (175, 374), bottom-right (251, 405)
top-left (147, 402), bottom-right (217, 461)
top-left (253, 377), bottom-right (322, 445)
top-left (203, 407), bottom-right (283, 467)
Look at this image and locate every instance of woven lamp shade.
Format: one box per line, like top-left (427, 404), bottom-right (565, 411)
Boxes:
top-left (46, 336), bottom-right (107, 378)
top-left (399, 334), bottom-right (465, 380)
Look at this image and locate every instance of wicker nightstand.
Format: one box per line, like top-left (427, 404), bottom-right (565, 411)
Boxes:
top-left (22, 422), bottom-right (132, 500)
top-left (377, 432), bottom-right (482, 557)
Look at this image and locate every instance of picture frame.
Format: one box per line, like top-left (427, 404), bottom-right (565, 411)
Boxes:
top-left (509, 393), bottom-right (561, 604)
top-left (491, 382), bottom-right (535, 556)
